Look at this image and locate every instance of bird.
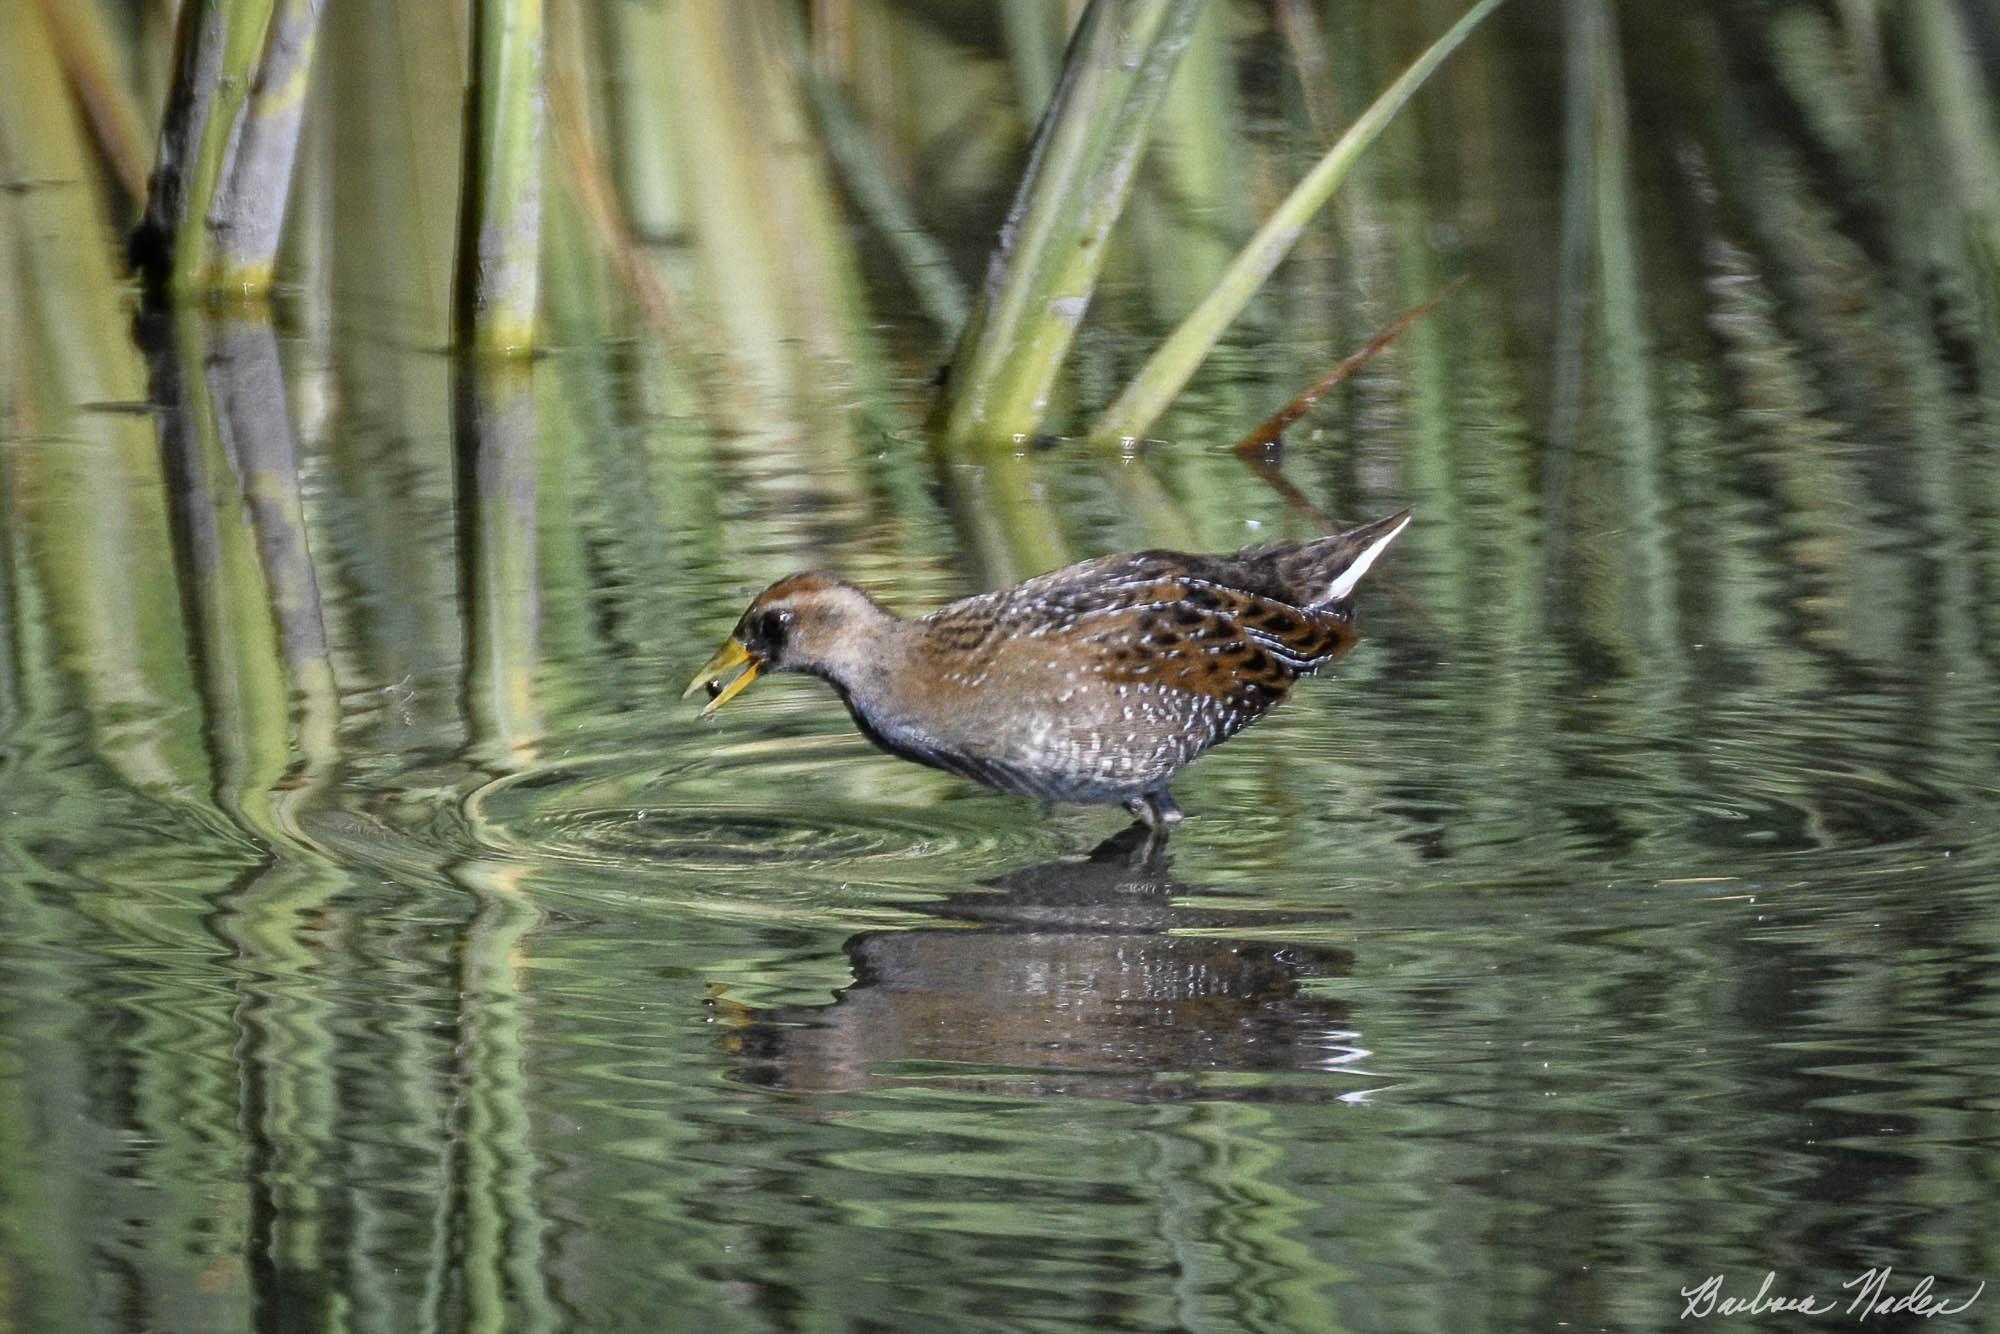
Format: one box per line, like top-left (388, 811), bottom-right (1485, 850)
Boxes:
top-left (684, 510), bottom-right (1411, 829)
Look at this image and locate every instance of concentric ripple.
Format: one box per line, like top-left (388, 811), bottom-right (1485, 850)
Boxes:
top-left (454, 742), bottom-right (1082, 913)
top-left (485, 799), bottom-right (1020, 877)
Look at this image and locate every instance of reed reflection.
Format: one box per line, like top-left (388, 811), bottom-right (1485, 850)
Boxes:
top-left (455, 357), bottom-right (544, 770)
top-left (726, 828), bottom-right (1367, 1100)
top-left (139, 307), bottom-right (338, 830)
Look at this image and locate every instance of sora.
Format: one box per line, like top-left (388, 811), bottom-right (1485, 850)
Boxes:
top-left (685, 510), bottom-right (1411, 827)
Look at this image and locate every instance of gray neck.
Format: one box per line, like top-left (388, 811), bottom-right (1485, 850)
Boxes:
top-left (803, 603), bottom-right (916, 712)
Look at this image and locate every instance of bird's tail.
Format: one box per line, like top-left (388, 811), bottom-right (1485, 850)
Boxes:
top-left (1287, 509), bottom-right (1413, 609)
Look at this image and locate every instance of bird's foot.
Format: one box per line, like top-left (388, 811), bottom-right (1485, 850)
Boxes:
top-left (1124, 788), bottom-right (1184, 831)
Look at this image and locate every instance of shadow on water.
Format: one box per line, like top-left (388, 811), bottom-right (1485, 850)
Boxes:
top-left (726, 826), bottom-right (1370, 1102)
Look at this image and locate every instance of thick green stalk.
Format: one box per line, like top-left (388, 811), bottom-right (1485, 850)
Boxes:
top-left (209, 0), bottom-right (325, 297)
top-left (1089, 0), bottom-right (1505, 445)
top-left (132, 0), bottom-right (279, 296)
top-left (934, 0), bottom-right (1206, 450)
top-left (455, 0), bottom-right (547, 356)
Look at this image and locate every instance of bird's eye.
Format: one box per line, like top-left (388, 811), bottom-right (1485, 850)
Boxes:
top-left (756, 608), bottom-right (793, 647)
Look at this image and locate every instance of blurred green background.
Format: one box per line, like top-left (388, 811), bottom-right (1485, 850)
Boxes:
top-left (2, 1), bottom-right (1999, 1329)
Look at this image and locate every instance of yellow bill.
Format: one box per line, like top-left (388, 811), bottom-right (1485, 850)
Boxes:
top-left (683, 637), bottom-right (762, 718)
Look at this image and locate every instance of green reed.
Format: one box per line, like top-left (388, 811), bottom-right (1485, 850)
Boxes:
top-left (1091, 0), bottom-right (1506, 447)
top-left (799, 23), bottom-right (971, 340)
top-left (933, 0), bottom-right (1207, 451)
top-left (0, 4), bottom-right (210, 804)
top-left (456, 0), bottom-right (547, 354)
top-left (209, 0), bottom-right (326, 297)
top-left (132, 0), bottom-right (277, 294)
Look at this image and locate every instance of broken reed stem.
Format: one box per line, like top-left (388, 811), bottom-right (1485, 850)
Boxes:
top-left (1229, 278), bottom-right (1467, 525)
top-left (1233, 277), bottom-right (1467, 455)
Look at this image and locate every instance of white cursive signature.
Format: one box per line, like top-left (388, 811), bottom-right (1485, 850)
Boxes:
top-left (1680, 1269), bottom-right (1985, 1321)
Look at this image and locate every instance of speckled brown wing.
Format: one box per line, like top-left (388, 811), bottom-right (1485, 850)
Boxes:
top-left (906, 552), bottom-right (1361, 800)
top-left (1064, 574), bottom-right (1357, 743)
top-left (918, 551), bottom-right (1196, 654)
top-left (926, 554), bottom-right (1355, 689)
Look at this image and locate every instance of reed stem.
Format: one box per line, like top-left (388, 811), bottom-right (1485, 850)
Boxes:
top-left (933, 0), bottom-right (1205, 450)
top-left (131, 0), bottom-right (278, 296)
top-left (797, 35), bottom-right (971, 338)
top-left (455, 0), bottom-right (547, 356)
top-left (208, 0), bottom-right (325, 298)
top-left (32, 0), bottom-right (153, 206)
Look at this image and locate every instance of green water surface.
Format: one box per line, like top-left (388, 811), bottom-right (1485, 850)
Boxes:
top-left (4, 3), bottom-right (2000, 1331)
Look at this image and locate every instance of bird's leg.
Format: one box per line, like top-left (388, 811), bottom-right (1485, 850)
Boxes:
top-left (1124, 787), bottom-right (1184, 830)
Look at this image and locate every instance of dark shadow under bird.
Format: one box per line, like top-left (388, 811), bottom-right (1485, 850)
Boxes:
top-left (686, 510), bottom-right (1411, 827)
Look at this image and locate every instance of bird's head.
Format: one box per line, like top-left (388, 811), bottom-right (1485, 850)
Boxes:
top-left (682, 573), bottom-right (891, 716)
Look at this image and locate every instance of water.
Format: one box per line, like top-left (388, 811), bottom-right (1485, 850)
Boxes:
top-left (8, 3), bottom-right (2000, 1330)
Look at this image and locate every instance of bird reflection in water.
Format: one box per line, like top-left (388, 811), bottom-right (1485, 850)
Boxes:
top-left (718, 829), bottom-right (1372, 1101)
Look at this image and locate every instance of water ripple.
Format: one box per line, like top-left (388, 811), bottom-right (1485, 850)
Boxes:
top-left (457, 746), bottom-right (1078, 904)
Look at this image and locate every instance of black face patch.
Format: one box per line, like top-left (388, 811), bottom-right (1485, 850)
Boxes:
top-left (743, 607), bottom-right (794, 663)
